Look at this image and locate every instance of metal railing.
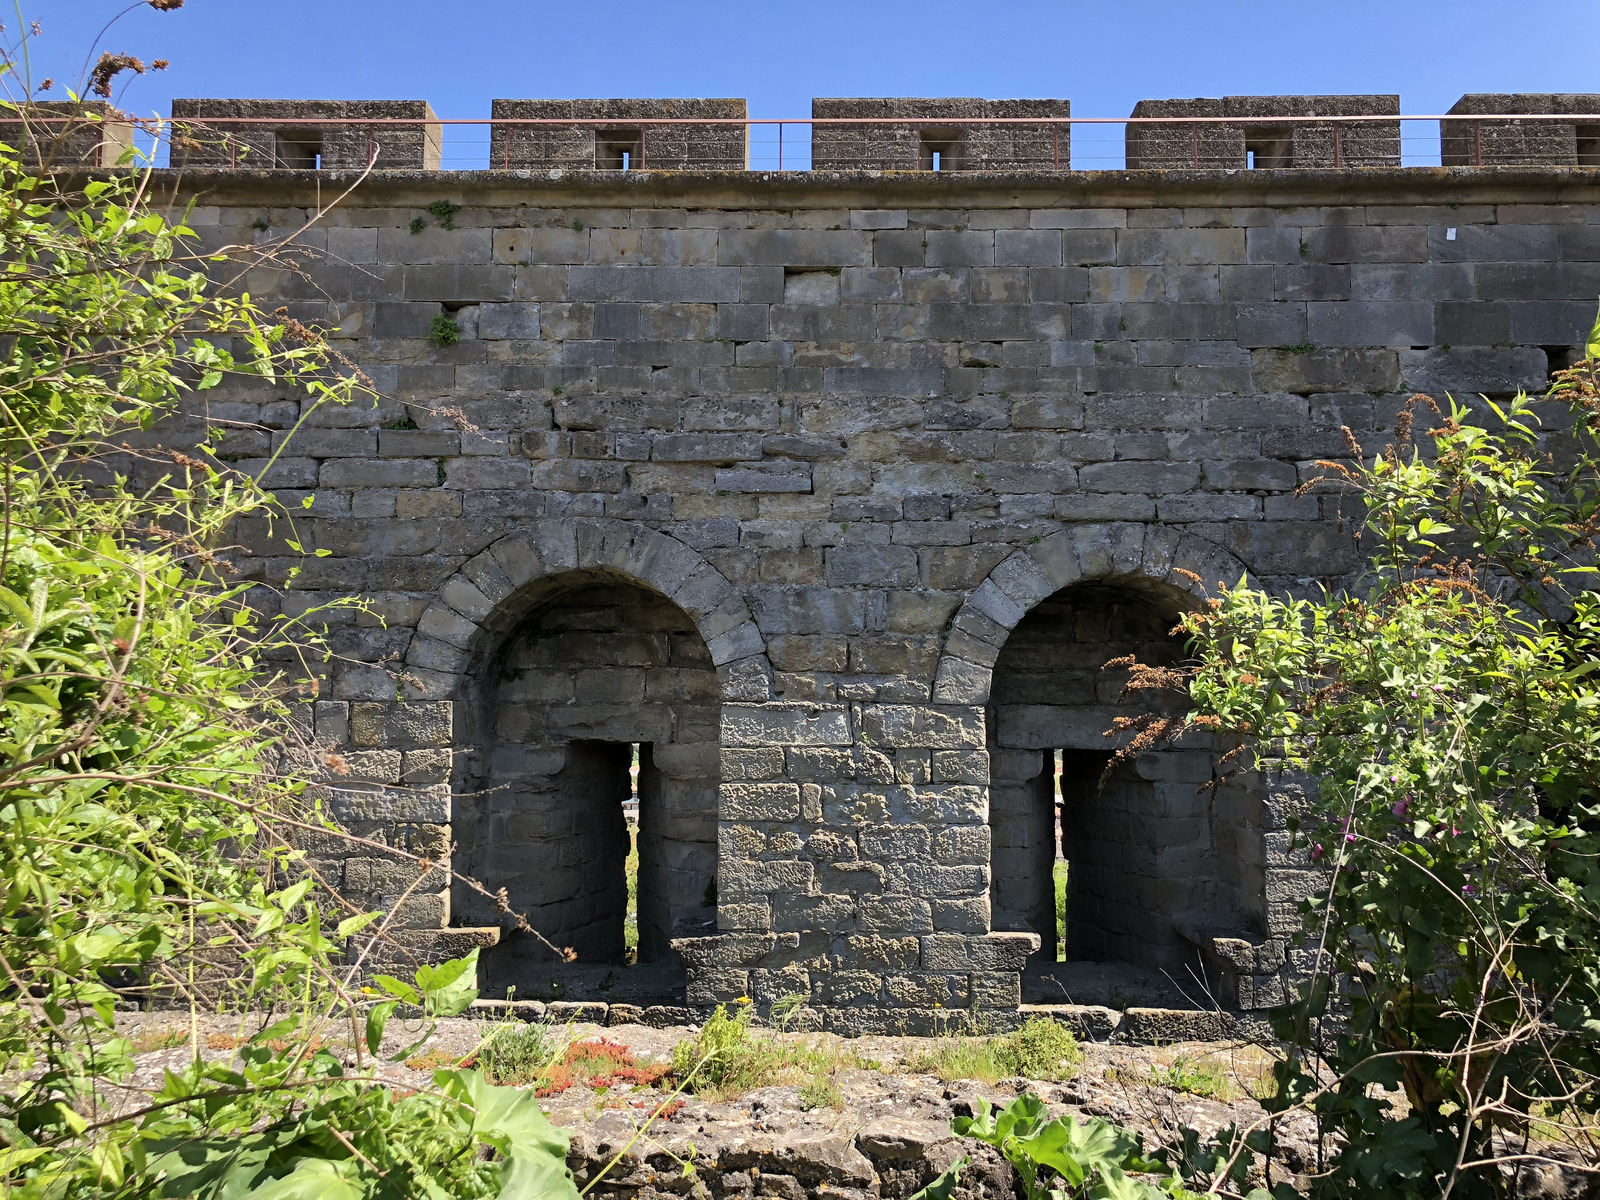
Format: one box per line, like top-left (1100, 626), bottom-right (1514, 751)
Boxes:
top-left (12, 111), bottom-right (1600, 172)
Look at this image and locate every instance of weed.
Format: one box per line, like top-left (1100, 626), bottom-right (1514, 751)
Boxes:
top-left (671, 1003), bottom-right (868, 1100)
top-left (910, 1037), bottom-right (1013, 1084)
top-left (1148, 1052), bottom-right (1233, 1100)
top-left (405, 1048), bottom-right (466, 1073)
top-left (1004, 1017), bottom-right (1081, 1080)
top-left (797, 1073), bottom-right (843, 1111)
top-left (1118, 317), bottom-right (1128, 332)
top-left (1276, 342), bottom-right (1316, 356)
top-left (382, 413), bottom-right (419, 430)
top-left (911, 1018), bottom-right (1079, 1083)
top-left (538, 1038), bottom-right (669, 1097)
top-left (426, 200), bottom-right (460, 230)
top-left (571, 218), bottom-right (585, 231)
top-left (429, 313), bottom-right (461, 348)
top-left (409, 216), bottom-right (427, 236)
top-left (251, 218), bottom-right (268, 232)
top-left (435, 458), bottom-right (447, 486)
top-left (129, 1025), bottom-right (188, 1054)
top-left (476, 1021), bottom-right (555, 1085)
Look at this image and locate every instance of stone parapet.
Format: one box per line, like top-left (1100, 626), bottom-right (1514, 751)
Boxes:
top-left (1443, 94), bottom-right (1600, 167)
top-left (811, 98), bottom-right (1070, 171)
top-left (170, 99), bottom-right (441, 170)
top-left (1126, 94), bottom-right (1400, 169)
top-left (490, 99), bottom-right (747, 171)
top-left (0, 102), bottom-right (133, 168)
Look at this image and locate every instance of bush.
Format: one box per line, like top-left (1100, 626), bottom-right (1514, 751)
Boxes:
top-left (1001, 1017), bottom-right (1082, 1081)
top-left (1144, 327), bottom-right (1600, 1196)
top-left (476, 1019), bottom-right (556, 1085)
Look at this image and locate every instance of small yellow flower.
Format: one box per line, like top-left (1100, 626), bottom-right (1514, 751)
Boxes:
top-left (736, 995), bottom-right (752, 1005)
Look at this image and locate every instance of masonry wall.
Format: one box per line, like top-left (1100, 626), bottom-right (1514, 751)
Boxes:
top-left (159, 166), bottom-right (1600, 1032)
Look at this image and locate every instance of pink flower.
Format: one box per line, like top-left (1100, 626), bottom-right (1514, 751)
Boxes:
top-left (1462, 883), bottom-right (1478, 896)
top-left (1311, 843), bottom-right (1325, 861)
top-left (1392, 797), bottom-right (1409, 816)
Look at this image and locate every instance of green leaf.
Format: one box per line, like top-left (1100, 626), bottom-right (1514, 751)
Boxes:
top-left (909, 1155), bottom-right (969, 1200)
top-left (239, 1157), bottom-right (364, 1200)
top-left (415, 948), bottom-right (480, 1018)
top-left (435, 1069), bottom-right (581, 1200)
top-left (366, 1000), bottom-right (396, 1055)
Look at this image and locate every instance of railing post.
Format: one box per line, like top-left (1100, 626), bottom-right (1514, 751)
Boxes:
top-left (778, 121), bottom-right (782, 171)
top-left (1474, 119), bottom-right (1482, 167)
top-left (1333, 122), bottom-right (1342, 168)
top-left (1053, 122), bottom-right (1059, 169)
top-left (1192, 126), bottom-right (1199, 168)
top-left (640, 123), bottom-right (647, 170)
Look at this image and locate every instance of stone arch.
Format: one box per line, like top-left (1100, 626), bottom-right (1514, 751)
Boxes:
top-left (930, 523), bottom-right (1249, 707)
top-left (400, 519), bottom-right (769, 995)
top-left (936, 524), bottom-right (1258, 998)
top-left (401, 518), bottom-right (772, 704)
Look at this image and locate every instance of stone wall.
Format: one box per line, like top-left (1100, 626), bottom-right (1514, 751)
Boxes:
top-left (151, 164), bottom-right (1599, 1032)
top-left (811, 99), bottom-right (1071, 171)
top-left (1126, 95), bottom-right (1400, 169)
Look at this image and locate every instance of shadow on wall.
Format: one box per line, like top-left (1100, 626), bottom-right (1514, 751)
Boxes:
top-left (450, 569), bottom-right (720, 994)
top-left (987, 578), bottom-right (1264, 973)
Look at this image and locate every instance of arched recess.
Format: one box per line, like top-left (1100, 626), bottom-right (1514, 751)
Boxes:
top-left (932, 524), bottom-right (1260, 981)
top-left (397, 519), bottom-right (772, 990)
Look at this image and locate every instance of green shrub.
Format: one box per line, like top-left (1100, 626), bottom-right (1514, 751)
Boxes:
top-left (477, 1020), bottom-right (556, 1086)
top-left (429, 312), bottom-right (462, 347)
top-left (1001, 1017), bottom-right (1081, 1081)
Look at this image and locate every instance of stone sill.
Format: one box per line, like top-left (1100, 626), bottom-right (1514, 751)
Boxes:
top-left (64, 165), bottom-right (1600, 211)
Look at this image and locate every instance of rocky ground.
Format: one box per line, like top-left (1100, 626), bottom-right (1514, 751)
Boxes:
top-left (114, 1009), bottom-right (1314, 1197)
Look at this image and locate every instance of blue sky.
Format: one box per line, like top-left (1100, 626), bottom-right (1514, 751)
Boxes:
top-left (24, 0), bottom-right (1600, 168)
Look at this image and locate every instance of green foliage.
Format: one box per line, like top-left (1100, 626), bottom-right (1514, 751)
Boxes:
top-left (1053, 860), bottom-right (1068, 961)
top-left (0, 96), bottom-right (579, 1196)
top-left (425, 200), bottom-right (460, 230)
top-left (428, 313), bottom-right (461, 347)
top-left (1167, 321), bottom-right (1600, 1197)
top-left (1147, 1054), bottom-right (1232, 1100)
top-left (948, 1094), bottom-right (1189, 1200)
top-left (1003, 1017), bottom-right (1082, 1081)
top-left (477, 1020), bottom-right (557, 1087)
top-left (910, 1018), bottom-right (1080, 1083)
top-left (795, 1073), bottom-right (842, 1112)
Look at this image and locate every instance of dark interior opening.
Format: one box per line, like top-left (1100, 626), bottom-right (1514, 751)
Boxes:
top-left (276, 130), bottom-right (323, 169)
top-left (1545, 344), bottom-right (1582, 386)
top-left (1243, 126), bottom-right (1293, 169)
top-left (597, 129), bottom-right (642, 170)
top-left (1576, 124), bottom-right (1600, 167)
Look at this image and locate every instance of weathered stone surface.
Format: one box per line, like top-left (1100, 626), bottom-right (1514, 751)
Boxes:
top-left (166, 158), bottom-right (1589, 1031)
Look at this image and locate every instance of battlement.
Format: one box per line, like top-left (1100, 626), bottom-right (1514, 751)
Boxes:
top-left (489, 99), bottom-right (748, 171)
top-left (0, 101), bottom-right (133, 168)
top-left (170, 99), bottom-right (441, 169)
top-left (1125, 95), bottom-right (1400, 169)
top-left (810, 98), bottom-right (1072, 171)
top-left (1443, 94), bottom-right (1600, 166)
top-left (16, 93), bottom-right (1597, 174)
